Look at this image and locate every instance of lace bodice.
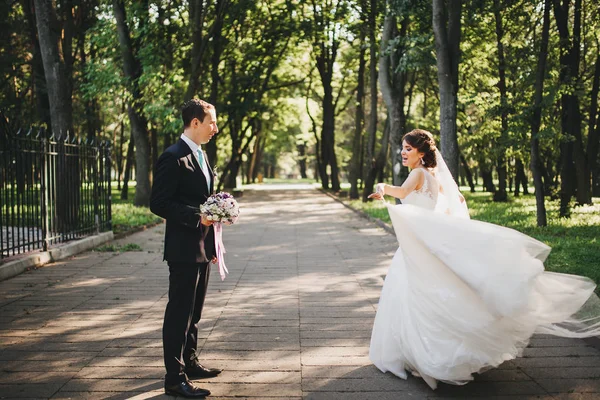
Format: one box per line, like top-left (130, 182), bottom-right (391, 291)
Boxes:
top-left (402, 169), bottom-right (438, 210)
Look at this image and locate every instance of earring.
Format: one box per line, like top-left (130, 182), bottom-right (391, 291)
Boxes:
top-left (421, 158), bottom-right (425, 165)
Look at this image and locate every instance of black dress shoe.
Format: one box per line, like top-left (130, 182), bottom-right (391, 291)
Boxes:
top-left (164, 381), bottom-right (211, 398)
top-left (185, 363), bottom-right (222, 379)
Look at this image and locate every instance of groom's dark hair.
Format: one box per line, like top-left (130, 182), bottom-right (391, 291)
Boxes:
top-left (181, 99), bottom-right (215, 127)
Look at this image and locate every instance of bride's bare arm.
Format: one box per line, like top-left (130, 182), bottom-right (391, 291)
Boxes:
top-left (369, 169), bottom-right (424, 200)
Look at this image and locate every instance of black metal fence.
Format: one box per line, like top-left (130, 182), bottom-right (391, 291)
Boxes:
top-left (0, 128), bottom-right (112, 259)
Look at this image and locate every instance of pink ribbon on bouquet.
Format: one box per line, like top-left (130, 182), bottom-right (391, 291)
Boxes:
top-left (214, 222), bottom-right (229, 280)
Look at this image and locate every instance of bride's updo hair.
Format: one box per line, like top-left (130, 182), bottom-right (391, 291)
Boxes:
top-left (402, 129), bottom-right (437, 168)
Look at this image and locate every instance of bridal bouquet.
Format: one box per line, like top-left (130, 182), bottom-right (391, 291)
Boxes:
top-left (199, 192), bottom-right (240, 281)
top-left (200, 192), bottom-right (240, 225)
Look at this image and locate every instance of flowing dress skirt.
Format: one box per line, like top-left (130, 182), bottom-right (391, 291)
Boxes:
top-left (369, 204), bottom-right (600, 389)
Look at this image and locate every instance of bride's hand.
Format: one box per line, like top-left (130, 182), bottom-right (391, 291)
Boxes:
top-left (368, 183), bottom-right (386, 200)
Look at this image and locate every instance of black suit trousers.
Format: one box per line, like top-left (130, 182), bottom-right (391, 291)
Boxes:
top-left (163, 261), bottom-right (211, 383)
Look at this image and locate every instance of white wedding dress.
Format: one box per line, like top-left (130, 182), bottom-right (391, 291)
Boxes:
top-left (369, 169), bottom-right (600, 390)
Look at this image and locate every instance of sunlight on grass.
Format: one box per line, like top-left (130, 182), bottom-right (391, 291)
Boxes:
top-left (110, 182), bottom-right (162, 235)
top-left (112, 203), bottom-right (162, 235)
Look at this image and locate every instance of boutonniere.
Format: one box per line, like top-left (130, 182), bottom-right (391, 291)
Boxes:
top-left (212, 166), bottom-right (219, 180)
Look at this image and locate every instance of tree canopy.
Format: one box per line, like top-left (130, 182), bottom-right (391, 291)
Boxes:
top-left (2, 0), bottom-right (599, 221)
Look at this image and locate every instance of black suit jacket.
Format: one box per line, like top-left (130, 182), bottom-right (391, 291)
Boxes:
top-left (150, 139), bottom-right (216, 264)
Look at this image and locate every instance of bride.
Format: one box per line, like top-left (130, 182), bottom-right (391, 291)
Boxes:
top-left (368, 129), bottom-right (600, 390)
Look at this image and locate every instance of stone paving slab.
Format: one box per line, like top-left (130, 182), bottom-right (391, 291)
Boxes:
top-left (0, 187), bottom-right (599, 399)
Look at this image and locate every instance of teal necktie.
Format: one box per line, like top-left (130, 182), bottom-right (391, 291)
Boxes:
top-left (197, 149), bottom-right (211, 188)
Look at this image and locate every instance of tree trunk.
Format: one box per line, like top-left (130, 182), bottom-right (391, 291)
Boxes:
top-left (81, 25), bottom-right (99, 141)
top-left (493, 0), bottom-right (508, 202)
top-left (34, 0), bottom-right (77, 232)
top-left (320, 85), bottom-right (336, 190)
top-left (460, 153), bottom-right (475, 192)
top-left (379, 13), bottom-right (409, 189)
top-left (587, 51), bottom-right (600, 196)
top-left (206, 2), bottom-right (225, 166)
top-left (247, 135), bottom-right (260, 183)
top-left (184, 0), bottom-right (207, 101)
top-left (364, 115), bottom-right (391, 200)
top-left (121, 136), bottom-right (134, 200)
top-left (514, 157), bottom-right (529, 196)
top-left (559, 141), bottom-right (576, 216)
top-left (306, 76), bottom-right (326, 184)
top-left (246, 120), bottom-right (263, 183)
top-left (479, 157), bottom-right (496, 193)
top-left (433, 0), bottom-right (462, 180)
top-left (349, 19), bottom-right (367, 199)
top-left (298, 142), bottom-right (308, 179)
top-left (362, 0), bottom-right (379, 201)
top-left (255, 137), bottom-right (266, 182)
top-left (553, 0), bottom-right (589, 210)
top-left (150, 124), bottom-right (158, 175)
top-left (113, 0), bottom-right (152, 206)
top-left (530, 0), bottom-right (551, 226)
top-left (117, 115), bottom-right (125, 190)
top-left (224, 159), bottom-right (241, 189)
top-left (569, 0), bottom-right (588, 205)
top-left (33, 0), bottom-right (72, 139)
top-left (311, 2), bottom-right (343, 192)
top-left (377, 119), bottom-right (391, 183)
top-left (23, 0), bottom-right (51, 127)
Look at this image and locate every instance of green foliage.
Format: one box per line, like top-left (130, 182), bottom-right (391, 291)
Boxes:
top-left (347, 192), bottom-right (600, 286)
top-left (111, 183), bottom-right (162, 234)
top-left (111, 202), bottom-right (162, 235)
top-left (3, 0), bottom-right (600, 207)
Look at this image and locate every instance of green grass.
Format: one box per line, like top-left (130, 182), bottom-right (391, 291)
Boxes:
top-left (95, 242), bottom-right (143, 252)
top-left (111, 183), bottom-right (162, 235)
top-left (347, 192), bottom-right (600, 285)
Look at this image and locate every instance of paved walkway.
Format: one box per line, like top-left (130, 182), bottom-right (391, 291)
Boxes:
top-left (1, 188), bottom-right (599, 399)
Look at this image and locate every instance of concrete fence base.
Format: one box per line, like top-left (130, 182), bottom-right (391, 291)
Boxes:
top-left (0, 231), bottom-right (114, 282)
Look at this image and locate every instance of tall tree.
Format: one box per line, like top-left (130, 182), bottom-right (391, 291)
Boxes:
top-left (588, 49), bottom-right (600, 196)
top-left (308, 0), bottom-right (350, 191)
top-left (349, 2), bottom-right (367, 199)
top-left (113, 0), bottom-right (152, 206)
top-left (22, 0), bottom-right (51, 127)
top-left (379, 11), bottom-right (409, 188)
top-left (432, 0), bottom-right (462, 179)
top-left (218, 0), bottom-right (296, 190)
top-left (184, 0), bottom-right (209, 101)
top-left (184, 0), bottom-right (228, 103)
top-left (206, 0), bottom-right (227, 166)
top-left (492, 0), bottom-right (509, 201)
top-left (34, 0), bottom-right (78, 232)
top-left (362, 0), bottom-right (380, 202)
top-left (33, 0), bottom-right (73, 138)
top-left (554, 0), bottom-right (589, 214)
top-left (530, 0), bottom-right (552, 227)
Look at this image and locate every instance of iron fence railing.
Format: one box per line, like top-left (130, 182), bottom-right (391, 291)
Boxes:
top-left (0, 128), bottom-right (112, 259)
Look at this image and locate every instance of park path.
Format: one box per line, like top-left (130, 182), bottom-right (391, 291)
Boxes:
top-left (0, 187), bottom-right (599, 399)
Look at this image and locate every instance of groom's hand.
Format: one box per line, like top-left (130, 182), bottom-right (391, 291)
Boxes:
top-left (200, 215), bottom-right (213, 227)
top-left (211, 256), bottom-right (218, 264)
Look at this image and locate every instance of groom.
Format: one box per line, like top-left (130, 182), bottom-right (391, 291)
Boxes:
top-left (150, 99), bottom-right (222, 398)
